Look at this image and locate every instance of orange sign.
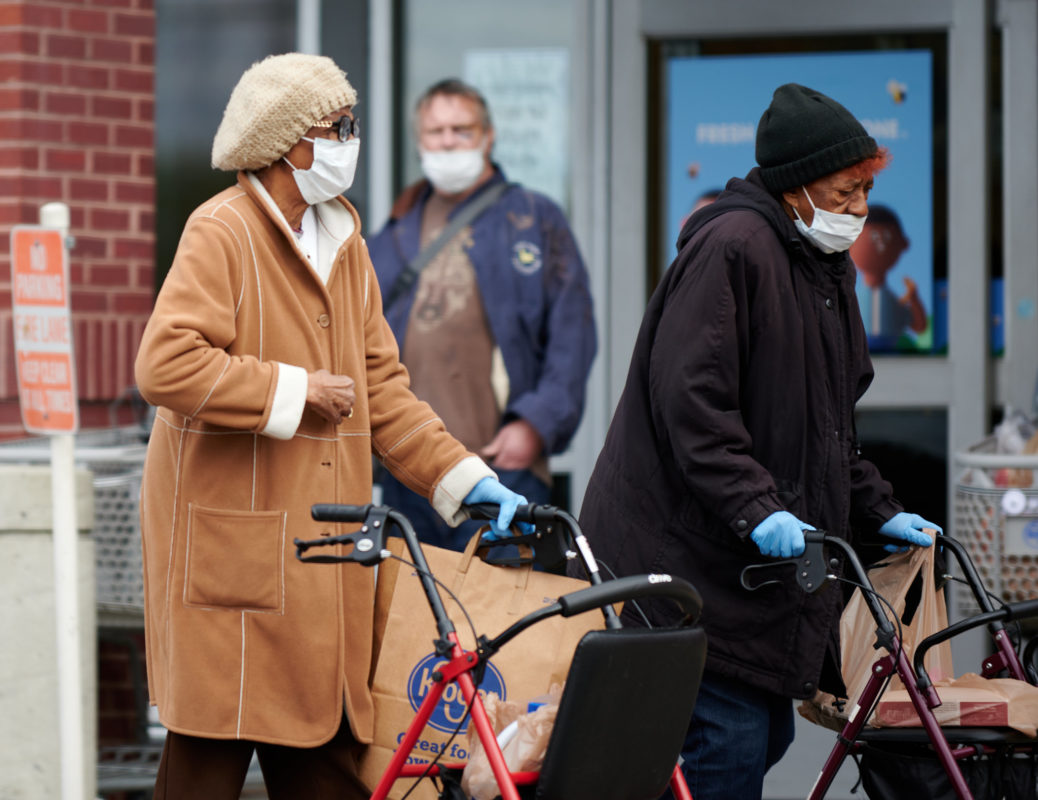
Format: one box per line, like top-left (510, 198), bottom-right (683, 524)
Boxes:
top-left (10, 226), bottom-right (78, 433)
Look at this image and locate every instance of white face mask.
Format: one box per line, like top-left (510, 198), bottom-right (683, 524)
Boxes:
top-left (284, 137), bottom-right (360, 205)
top-left (792, 186), bottom-right (866, 254)
top-left (420, 146), bottom-right (485, 195)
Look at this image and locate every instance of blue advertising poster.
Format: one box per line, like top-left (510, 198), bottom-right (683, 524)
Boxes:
top-left (665, 51), bottom-right (934, 353)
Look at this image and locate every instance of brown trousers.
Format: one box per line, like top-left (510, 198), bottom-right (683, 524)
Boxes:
top-left (153, 715), bottom-right (369, 800)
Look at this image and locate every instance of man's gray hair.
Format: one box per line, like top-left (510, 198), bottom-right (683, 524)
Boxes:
top-left (413, 78), bottom-right (492, 135)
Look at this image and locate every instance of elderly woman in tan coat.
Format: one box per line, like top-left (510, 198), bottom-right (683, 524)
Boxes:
top-left (135, 53), bottom-right (528, 799)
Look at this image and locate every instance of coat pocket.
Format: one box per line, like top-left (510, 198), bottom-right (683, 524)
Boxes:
top-left (183, 504), bottom-right (286, 613)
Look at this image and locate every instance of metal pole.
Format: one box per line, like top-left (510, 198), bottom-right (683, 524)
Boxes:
top-left (40, 201), bottom-right (84, 799)
top-left (296, 0), bottom-right (321, 54)
top-left (51, 432), bottom-right (83, 799)
top-left (368, 0), bottom-right (394, 227)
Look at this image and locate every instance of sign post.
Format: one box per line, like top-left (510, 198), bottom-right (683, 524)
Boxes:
top-left (11, 202), bottom-right (84, 799)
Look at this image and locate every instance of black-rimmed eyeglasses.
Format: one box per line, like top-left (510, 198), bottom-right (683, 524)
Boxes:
top-left (312, 116), bottom-right (360, 142)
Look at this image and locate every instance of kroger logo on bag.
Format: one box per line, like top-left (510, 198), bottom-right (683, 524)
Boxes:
top-left (407, 652), bottom-right (506, 733)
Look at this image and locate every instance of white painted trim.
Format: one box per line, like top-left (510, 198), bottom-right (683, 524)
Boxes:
top-left (368, 0), bottom-right (395, 228)
top-left (296, 0), bottom-right (321, 55)
top-left (998, 0), bottom-right (1038, 416)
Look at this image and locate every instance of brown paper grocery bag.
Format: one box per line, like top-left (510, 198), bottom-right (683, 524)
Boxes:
top-left (800, 544), bottom-right (956, 731)
top-left (871, 672), bottom-right (1038, 735)
top-left (801, 545), bottom-right (1038, 736)
top-left (839, 544), bottom-right (955, 705)
top-left (358, 532), bottom-right (603, 799)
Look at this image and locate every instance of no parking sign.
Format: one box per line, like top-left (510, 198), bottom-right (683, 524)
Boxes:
top-left (10, 225), bottom-right (78, 434)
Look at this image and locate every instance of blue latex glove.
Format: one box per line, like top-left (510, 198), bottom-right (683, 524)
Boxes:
top-left (750, 511), bottom-right (815, 558)
top-left (878, 512), bottom-right (940, 552)
top-left (463, 477), bottom-right (533, 539)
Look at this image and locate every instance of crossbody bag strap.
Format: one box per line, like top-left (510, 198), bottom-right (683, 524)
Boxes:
top-left (383, 180), bottom-right (510, 312)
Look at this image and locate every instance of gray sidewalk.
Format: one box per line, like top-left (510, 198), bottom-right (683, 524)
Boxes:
top-left (764, 712), bottom-right (861, 800)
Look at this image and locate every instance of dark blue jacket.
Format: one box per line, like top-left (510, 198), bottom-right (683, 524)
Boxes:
top-left (368, 169), bottom-right (596, 455)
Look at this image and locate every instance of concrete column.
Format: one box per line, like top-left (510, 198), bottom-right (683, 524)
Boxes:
top-left (0, 463), bottom-right (96, 799)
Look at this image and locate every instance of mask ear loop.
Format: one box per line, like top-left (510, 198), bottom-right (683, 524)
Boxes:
top-left (790, 185), bottom-right (809, 224)
top-left (282, 137), bottom-right (321, 172)
top-left (801, 185), bottom-right (819, 211)
top-left (790, 185), bottom-right (821, 227)
top-left (797, 185), bottom-right (820, 221)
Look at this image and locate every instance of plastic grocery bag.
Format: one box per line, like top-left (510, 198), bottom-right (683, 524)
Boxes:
top-left (461, 685), bottom-right (563, 800)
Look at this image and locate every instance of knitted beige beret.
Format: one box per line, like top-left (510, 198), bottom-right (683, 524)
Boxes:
top-left (211, 53), bottom-right (358, 171)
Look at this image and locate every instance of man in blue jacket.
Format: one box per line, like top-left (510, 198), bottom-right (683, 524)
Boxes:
top-left (368, 78), bottom-right (597, 550)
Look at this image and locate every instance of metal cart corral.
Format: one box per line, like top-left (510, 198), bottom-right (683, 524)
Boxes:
top-left (953, 435), bottom-right (1038, 616)
top-left (0, 425), bottom-right (149, 623)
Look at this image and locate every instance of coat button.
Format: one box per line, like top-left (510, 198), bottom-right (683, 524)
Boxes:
top-left (317, 313), bottom-right (330, 328)
top-left (737, 519), bottom-right (748, 531)
top-left (802, 681), bottom-right (815, 694)
top-left (825, 298), bottom-right (834, 309)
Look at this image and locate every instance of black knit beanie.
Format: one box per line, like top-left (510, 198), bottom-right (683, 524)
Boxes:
top-left (755, 83), bottom-right (878, 193)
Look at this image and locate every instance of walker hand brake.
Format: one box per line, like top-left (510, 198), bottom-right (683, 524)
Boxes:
top-left (740, 533), bottom-right (828, 593)
top-left (295, 503), bottom-right (389, 566)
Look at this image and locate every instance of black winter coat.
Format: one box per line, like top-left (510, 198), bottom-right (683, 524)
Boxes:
top-left (576, 169), bottom-right (902, 699)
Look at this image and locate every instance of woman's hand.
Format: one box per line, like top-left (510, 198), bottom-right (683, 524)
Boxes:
top-left (306, 369), bottom-right (356, 424)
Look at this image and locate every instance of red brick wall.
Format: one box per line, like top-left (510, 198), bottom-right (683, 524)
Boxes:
top-left (0, 0), bottom-right (155, 440)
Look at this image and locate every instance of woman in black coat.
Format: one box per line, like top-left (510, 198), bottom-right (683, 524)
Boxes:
top-left (577, 84), bottom-right (941, 800)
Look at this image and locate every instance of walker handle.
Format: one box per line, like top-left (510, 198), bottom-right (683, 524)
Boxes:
top-left (740, 532), bottom-right (830, 593)
top-left (465, 502), bottom-right (549, 526)
top-left (557, 574), bottom-right (703, 623)
top-left (311, 503), bottom-right (372, 523)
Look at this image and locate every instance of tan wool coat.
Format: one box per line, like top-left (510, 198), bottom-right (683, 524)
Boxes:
top-left (135, 173), bottom-right (491, 747)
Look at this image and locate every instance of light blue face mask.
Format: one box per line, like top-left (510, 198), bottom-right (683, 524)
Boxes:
top-left (792, 186), bottom-right (866, 254)
top-left (284, 137), bottom-right (360, 205)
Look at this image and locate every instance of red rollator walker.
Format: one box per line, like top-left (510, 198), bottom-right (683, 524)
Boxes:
top-left (295, 501), bottom-right (707, 800)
